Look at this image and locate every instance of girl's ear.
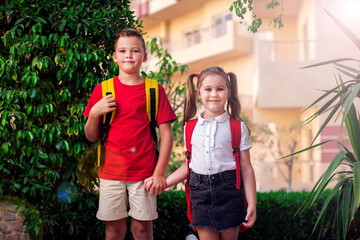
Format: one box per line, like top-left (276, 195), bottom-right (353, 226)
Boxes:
top-left (196, 89), bottom-right (200, 98)
top-left (227, 89), bottom-right (231, 99)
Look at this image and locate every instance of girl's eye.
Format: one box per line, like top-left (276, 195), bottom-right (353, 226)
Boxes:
top-left (204, 88), bottom-right (211, 91)
top-left (218, 88), bottom-right (225, 91)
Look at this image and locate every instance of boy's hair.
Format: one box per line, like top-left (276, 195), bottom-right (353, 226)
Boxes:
top-left (114, 28), bottom-right (146, 52)
top-left (183, 66), bottom-right (241, 126)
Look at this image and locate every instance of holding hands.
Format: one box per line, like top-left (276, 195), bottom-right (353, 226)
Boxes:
top-left (144, 175), bottom-right (167, 195)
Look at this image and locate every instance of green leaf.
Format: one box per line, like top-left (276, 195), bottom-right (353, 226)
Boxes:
top-left (300, 58), bottom-right (360, 69)
top-left (235, 8), bottom-right (241, 17)
top-left (342, 182), bottom-right (351, 240)
top-left (26, 131), bottom-right (34, 142)
top-left (345, 105), bottom-right (360, 160)
top-left (2, 143), bottom-right (9, 154)
top-left (353, 162), bottom-right (360, 209)
top-left (48, 133), bottom-right (54, 144)
top-left (35, 17), bottom-right (47, 24)
top-left (63, 140), bottom-right (70, 152)
top-left (324, 8), bottom-right (360, 50)
top-left (55, 141), bottom-right (63, 150)
top-left (29, 88), bottom-right (37, 99)
top-left (37, 150), bottom-right (47, 159)
top-left (60, 20), bottom-right (67, 32)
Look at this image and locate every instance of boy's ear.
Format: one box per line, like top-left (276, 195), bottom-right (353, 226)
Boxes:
top-left (143, 52), bottom-right (147, 62)
top-left (112, 52), bottom-right (117, 62)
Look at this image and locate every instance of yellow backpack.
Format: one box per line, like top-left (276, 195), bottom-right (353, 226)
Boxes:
top-left (97, 77), bottom-right (159, 167)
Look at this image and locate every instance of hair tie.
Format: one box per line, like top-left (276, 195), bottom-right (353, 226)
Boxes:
top-left (195, 74), bottom-right (199, 77)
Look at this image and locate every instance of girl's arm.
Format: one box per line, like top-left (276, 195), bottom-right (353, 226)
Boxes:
top-left (85, 94), bottom-right (116, 142)
top-left (145, 163), bottom-right (187, 191)
top-left (148, 121), bottom-right (173, 195)
top-left (239, 149), bottom-right (257, 228)
top-left (165, 163), bottom-right (187, 188)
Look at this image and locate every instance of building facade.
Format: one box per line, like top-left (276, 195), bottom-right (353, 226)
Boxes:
top-left (131, 0), bottom-right (360, 191)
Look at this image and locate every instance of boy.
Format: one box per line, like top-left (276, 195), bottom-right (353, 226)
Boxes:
top-left (83, 28), bottom-right (177, 240)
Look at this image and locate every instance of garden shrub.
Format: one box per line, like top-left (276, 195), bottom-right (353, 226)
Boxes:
top-left (152, 190), bottom-right (360, 240)
top-left (0, 0), bottom-right (140, 239)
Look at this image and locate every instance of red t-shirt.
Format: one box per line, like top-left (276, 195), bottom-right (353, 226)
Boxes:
top-left (83, 76), bottom-right (177, 181)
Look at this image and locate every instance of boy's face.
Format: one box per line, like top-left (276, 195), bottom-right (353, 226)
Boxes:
top-left (113, 36), bottom-right (147, 75)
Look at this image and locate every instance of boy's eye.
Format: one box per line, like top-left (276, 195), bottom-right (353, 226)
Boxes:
top-left (132, 49), bottom-right (139, 53)
top-left (119, 50), bottom-right (125, 53)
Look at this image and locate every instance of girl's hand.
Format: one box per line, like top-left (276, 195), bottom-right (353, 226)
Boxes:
top-left (89, 94), bottom-right (116, 118)
top-left (242, 205), bottom-right (256, 228)
top-left (144, 177), bottom-right (153, 192)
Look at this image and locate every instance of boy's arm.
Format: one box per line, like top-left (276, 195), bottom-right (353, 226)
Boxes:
top-left (84, 94), bottom-right (116, 142)
top-left (148, 121), bottom-right (173, 195)
top-left (240, 149), bottom-right (257, 228)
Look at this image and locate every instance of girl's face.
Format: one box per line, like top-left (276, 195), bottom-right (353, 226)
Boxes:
top-left (196, 74), bottom-right (230, 119)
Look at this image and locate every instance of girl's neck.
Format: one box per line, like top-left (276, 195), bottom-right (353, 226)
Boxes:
top-left (202, 110), bottom-right (225, 120)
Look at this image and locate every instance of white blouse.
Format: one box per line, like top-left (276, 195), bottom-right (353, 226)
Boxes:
top-left (184, 111), bottom-right (251, 175)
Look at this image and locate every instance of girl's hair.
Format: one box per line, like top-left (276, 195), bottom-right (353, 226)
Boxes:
top-left (114, 28), bottom-right (146, 53)
top-left (183, 66), bottom-right (241, 126)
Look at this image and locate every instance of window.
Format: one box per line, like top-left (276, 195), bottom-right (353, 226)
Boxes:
top-left (213, 13), bottom-right (232, 37)
top-left (183, 29), bottom-right (201, 48)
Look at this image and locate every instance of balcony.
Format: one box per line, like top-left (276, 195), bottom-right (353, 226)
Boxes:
top-left (133, 0), bottom-right (209, 28)
top-left (255, 38), bottom-right (338, 109)
top-left (164, 21), bottom-right (253, 66)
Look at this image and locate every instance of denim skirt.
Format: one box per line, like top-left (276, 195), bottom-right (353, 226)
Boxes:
top-left (189, 170), bottom-right (247, 232)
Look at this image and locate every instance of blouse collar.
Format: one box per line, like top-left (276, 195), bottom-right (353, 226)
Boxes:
top-left (198, 111), bottom-right (230, 125)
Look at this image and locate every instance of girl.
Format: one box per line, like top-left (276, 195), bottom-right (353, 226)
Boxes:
top-left (147, 66), bottom-right (256, 240)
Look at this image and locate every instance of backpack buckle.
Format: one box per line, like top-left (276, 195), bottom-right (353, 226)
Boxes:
top-left (233, 147), bottom-right (240, 154)
top-left (185, 151), bottom-right (191, 160)
top-left (150, 120), bottom-right (157, 127)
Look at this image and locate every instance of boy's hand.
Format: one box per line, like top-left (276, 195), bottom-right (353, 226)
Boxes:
top-left (242, 205), bottom-right (256, 228)
top-left (89, 94), bottom-right (116, 118)
top-left (149, 175), bottom-right (166, 195)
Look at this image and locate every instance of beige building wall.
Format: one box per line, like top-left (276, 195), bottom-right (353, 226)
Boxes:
top-left (132, 0), bottom-right (360, 191)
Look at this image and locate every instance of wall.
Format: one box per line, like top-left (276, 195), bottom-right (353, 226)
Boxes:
top-left (0, 201), bottom-right (29, 240)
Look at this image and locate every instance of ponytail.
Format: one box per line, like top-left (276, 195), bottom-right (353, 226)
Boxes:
top-left (227, 72), bottom-right (241, 121)
top-left (183, 74), bottom-right (198, 126)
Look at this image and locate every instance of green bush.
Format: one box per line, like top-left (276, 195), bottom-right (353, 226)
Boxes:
top-left (152, 190), bottom-right (360, 240)
top-left (0, 0), bottom-right (140, 239)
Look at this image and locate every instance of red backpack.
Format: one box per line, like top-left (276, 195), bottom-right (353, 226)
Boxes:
top-left (184, 117), bottom-right (248, 233)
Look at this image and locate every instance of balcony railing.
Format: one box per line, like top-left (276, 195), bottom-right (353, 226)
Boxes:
top-left (266, 39), bottom-right (316, 62)
top-left (160, 21), bottom-right (252, 65)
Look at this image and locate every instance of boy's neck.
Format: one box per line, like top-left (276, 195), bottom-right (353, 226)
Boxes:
top-left (118, 72), bottom-right (144, 85)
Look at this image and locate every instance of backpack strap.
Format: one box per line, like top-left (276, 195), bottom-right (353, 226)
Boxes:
top-left (145, 78), bottom-right (159, 154)
top-left (184, 119), bottom-right (198, 226)
top-left (230, 117), bottom-right (241, 190)
top-left (230, 117), bottom-right (249, 233)
top-left (97, 78), bottom-right (115, 167)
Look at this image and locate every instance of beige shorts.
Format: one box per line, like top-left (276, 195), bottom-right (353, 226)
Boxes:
top-left (96, 178), bottom-right (158, 221)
